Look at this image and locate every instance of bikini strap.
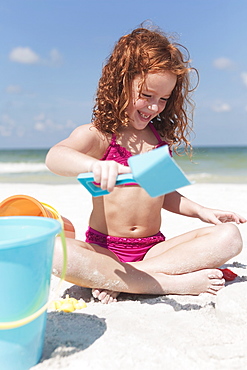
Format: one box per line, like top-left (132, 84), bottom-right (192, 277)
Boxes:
top-left (148, 122), bottom-right (163, 144)
top-left (100, 133), bottom-right (117, 161)
top-left (111, 133), bottom-right (117, 145)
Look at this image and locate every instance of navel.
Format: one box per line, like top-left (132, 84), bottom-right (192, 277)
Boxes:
top-left (130, 226), bottom-right (137, 231)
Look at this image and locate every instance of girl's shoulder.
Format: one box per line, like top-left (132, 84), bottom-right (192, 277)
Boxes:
top-left (69, 123), bottom-right (112, 155)
top-left (70, 122), bottom-right (107, 141)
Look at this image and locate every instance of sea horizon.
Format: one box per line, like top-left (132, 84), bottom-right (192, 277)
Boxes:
top-left (0, 146), bottom-right (247, 185)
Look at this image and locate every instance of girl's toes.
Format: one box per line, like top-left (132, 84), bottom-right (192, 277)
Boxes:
top-left (92, 289), bottom-right (119, 304)
top-left (208, 268), bottom-right (225, 280)
top-left (92, 289), bottom-right (101, 298)
top-left (208, 284), bottom-right (225, 295)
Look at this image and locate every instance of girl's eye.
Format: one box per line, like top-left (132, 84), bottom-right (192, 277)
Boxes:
top-left (141, 93), bottom-right (169, 101)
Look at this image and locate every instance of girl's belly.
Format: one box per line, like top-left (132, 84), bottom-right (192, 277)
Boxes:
top-left (90, 186), bottom-right (164, 238)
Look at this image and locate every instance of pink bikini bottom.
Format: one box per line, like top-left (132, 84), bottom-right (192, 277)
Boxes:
top-left (85, 227), bottom-right (166, 263)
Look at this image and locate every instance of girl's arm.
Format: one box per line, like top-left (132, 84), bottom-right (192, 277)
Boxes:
top-left (46, 124), bottom-right (103, 176)
top-left (162, 191), bottom-right (246, 225)
top-left (45, 123), bottom-right (130, 192)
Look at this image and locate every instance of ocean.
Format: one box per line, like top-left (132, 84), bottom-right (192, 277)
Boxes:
top-left (0, 147), bottom-right (246, 185)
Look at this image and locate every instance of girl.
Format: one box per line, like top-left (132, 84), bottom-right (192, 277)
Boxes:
top-left (46, 26), bottom-right (246, 304)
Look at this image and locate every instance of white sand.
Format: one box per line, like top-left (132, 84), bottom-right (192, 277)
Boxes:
top-left (1, 183), bottom-right (247, 369)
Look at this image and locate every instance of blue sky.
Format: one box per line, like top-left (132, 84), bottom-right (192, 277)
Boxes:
top-left (1, 0), bottom-right (247, 149)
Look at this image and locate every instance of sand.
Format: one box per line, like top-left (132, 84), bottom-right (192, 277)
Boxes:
top-left (1, 183), bottom-right (247, 369)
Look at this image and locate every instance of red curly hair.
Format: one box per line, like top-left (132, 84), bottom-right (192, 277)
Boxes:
top-left (92, 26), bottom-right (198, 153)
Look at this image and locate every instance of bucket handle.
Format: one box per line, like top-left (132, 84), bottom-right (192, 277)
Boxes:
top-left (0, 207), bottom-right (68, 330)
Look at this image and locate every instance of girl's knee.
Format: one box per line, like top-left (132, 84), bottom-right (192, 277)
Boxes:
top-left (217, 223), bottom-right (243, 256)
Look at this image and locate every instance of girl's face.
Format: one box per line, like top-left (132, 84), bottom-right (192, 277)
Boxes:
top-left (126, 71), bottom-right (177, 130)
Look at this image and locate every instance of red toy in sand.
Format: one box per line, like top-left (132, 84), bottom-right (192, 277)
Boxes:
top-left (220, 268), bottom-right (238, 281)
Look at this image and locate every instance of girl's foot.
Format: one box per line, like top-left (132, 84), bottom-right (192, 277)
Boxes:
top-left (92, 269), bottom-right (225, 304)
top-left (92, 289), bottom-right (120, 304)
top-left (158, 268), bottom-right (225, 296)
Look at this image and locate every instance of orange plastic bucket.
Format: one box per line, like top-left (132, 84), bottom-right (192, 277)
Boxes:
top-left (0, 195), bottom-right (75, 239)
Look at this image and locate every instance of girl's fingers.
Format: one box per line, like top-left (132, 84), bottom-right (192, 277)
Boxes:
top-left (91, 161), bottom-right (131, 192)
top-left (92, 163), bottom-right (102, 184)
top-left (106, 166), bottom-right (119, 192)
top-left (119, 164), bottom-right (131, 174)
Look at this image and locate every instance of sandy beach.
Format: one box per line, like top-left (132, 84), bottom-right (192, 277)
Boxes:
top-left (1, 182), bottom-right (247, 369)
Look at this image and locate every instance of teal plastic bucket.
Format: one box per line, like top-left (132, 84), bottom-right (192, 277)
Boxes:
top-left (0, 216), bottom-right (61, 370)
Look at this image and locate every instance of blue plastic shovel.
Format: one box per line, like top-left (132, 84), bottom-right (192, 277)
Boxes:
top-left (77, 145), bottom-right (191, 197)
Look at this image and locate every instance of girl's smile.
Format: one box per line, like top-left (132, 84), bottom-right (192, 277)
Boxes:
top-left (127, 71), bottom-right (177, 130)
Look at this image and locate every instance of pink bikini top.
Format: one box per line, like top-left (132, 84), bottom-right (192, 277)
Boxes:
top-left (100, 122), bottom-right (171, 166)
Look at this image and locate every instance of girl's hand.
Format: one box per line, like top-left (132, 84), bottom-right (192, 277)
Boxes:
top-left (91, 160), bottom-right (131, 193)
top-left (198, 207), bottom-right (247, 225)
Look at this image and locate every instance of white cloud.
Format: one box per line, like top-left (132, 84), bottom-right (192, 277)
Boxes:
top-left (0, 114), bottom-right (15, 136)
top-left (16, 127), bottom-right (25, 137)
top-left (1, 114), bottom-right (15, 126)
top-left (65, 119), bottom-right (77, 129)
top-left (34, 116), bottom-right (56, 132)
top-left (212, 102), bottom-right (231, 112)
top-left (34, 113), bottom-right (46, 121)
top-left (241, 72), bottom-right (247, 87)
top-left (8, 47), bottom-right (63, 67)
top-left (213, 57), bottom-right (234, 70)
top-left (34, 114), bottom-right (75, 132)
top-left (0, 125), bottom-right (11, 136)
top-left (5, 85), bottom-right (22, 94)
top-left (45, 118), bottom-right (59, 129)
top-left (9, 47), bottom-right (40, 64)
top-left (49, 48), bottom-right (63, 66)
top-left (34, 122), bottom-right (46, 131)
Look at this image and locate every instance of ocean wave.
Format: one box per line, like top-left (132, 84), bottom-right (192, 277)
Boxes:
top-left (188, 173), bottom-right (213, 180)
top-left (187, 172), bottom-right (247, 184)
top-left (0, 162), bottom-right (49, 174)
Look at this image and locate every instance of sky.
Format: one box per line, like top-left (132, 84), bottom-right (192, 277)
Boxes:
top-left (1, 0), bottom-right (247, 149)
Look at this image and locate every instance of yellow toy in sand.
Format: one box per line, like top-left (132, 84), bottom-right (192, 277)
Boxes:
top-left (50, 295), bottom-right (87, 312)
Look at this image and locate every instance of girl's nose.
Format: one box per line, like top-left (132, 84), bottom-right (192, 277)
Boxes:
top-left (147, 104), bottom-right (159, 113)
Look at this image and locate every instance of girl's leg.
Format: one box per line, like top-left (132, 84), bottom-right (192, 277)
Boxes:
top-left (92, 224), bottom-right (242, 302)
top-left (140, 223), bottom-right (242, 274)
top-left (125, 223), bottom-right (242, 299)
top-left (52, 238), bottom-right (169, 300)
top-left (53, 223), bottom-right (242, 303)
